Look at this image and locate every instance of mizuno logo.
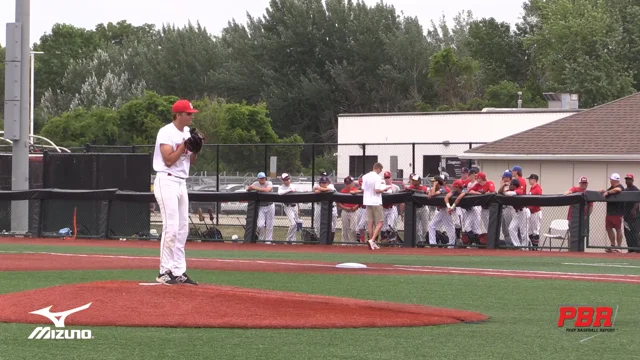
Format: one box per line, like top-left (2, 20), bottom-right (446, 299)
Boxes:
top-left (29, 302), bottom-right (92, 327)
top-left (27, 303), bottom-right (94, 340)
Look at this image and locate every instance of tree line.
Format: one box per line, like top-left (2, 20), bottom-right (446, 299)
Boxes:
top-left (1, 0), bottom-right (639, 163)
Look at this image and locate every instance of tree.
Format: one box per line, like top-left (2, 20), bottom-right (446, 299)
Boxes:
top-left (40, 107), bottom-right (119, 148)
top-left (466, 18), bottom-right (529, 87)
top-left (483, 81), bottom-right (546, 108)
top-left (525, 0), bottom-right (635, 107)
top-left (428, 48), bottom-right (478, 107)
top-left (116, 91), bottom-right (179, 145)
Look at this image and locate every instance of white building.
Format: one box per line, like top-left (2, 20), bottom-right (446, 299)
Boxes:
top-left (337, 98), bottom-right (580, 180)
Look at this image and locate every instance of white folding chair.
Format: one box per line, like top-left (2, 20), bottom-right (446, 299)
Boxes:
top-left (541, 219), bottom-right (570, 251)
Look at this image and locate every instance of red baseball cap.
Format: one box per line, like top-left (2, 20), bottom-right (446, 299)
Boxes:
top-left (625, 174), bottom-right (634, 180)
top-left (477, 172), bottom-right (487, 181)
top-left (452, 180), bottom-right (463, 188)
top-left (172, 100), bottom-right (199, 113)
top-left (383, 171), bottom-right (392, 178)
top-left (579, 176), bottom-right (588, 183)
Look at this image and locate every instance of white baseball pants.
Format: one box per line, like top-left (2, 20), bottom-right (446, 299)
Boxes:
top-left (341, 209), bottom-right (358, 242)
top-left (153, 172), bottom-right (189, 277)
top-left (314, 203), bottom-right (337, 236)
top-left (415, 206), bottom-right (429, 242)
top-left (463, 206), bottom-right (483, 234)
top-left (383, 206), bottom-right (398, 232)
top-left (509, 209), bottom-right (529, 247)
top-left (502, 206), bottom-right (514, 243)
top-left (257, 203), bottom-right (275, 241)
top-left (481, 207), bottom-right (490, 233)
top-left (428, 209), bottom-right (456, 246)
top-left (283, 204), bottom-right (299, 241)
top-left (529, 210), bottom-right (542, 236)
top-left (454, 207), bottom-right (463, 229)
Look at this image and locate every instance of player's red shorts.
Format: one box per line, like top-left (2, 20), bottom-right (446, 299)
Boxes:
top-left (605, 215), bottom-right (622, 230)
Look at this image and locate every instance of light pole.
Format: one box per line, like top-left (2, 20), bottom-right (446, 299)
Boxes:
top-left (29, 50), bottom-right (44, 137)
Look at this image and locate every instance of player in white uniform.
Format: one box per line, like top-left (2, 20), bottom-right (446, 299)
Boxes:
top-left (381, 171), bottom-right (402, 240)
top-left (313, 176), bottom-right (337, 240)
top-left (498, 170), bottom-right (514, 244)
top-left (278, 173), bottom-right (299, 243)
top-left (153, 99), bottom-right (203, 285)
top-left (247, 172), bottom-right (275, 244)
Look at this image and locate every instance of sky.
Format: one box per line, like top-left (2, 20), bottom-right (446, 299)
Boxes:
top-left (1, 0), bottom-right (526, 46)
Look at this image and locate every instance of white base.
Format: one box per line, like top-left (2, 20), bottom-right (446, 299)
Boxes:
top-left (335, 262), bottom-right (368, 269)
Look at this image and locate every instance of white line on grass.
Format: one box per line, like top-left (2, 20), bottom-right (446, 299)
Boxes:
top-left (562, 262), bottom-right (640, 269)
top-left (2, 250), bottom-right (640, 283)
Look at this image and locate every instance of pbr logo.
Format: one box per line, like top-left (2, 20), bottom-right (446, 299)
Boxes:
top-left (27, 302), bottom-right (93, 340)
top-left (557, 305), bottom-right (618, 333)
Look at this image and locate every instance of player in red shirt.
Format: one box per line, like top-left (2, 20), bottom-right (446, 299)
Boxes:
top-left (427, 177), bottom-right (455, 247)
top-left (337, 176), bottom-right (360, 242)
top-left (526, 174), bottom-right (542, 249)
top-left (352, 176), bottom-right (368, 243)
top-left (512, 165), bottom-right (527, 193)
top-left (406, 174), bottom-right (430, 243)
top-left (468, 172), bottom-right (495, 234)
top-left (504, 178), bottom-right (528, 248)
top-left (564, 176), bottom-right (593, 221)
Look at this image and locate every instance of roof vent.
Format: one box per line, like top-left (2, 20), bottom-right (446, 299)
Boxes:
top-left (543, 92), bottom-right (579, 109)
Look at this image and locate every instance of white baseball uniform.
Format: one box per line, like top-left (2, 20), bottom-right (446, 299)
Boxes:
top-left (383, 184), bottom-right (401, 232)
top-left (152, 123), bottom-right (193, 277)
top-left (505, 190), bottom-right (528, 247)
top-left (313, 184), bottom-right (337, 237)
top-left (251, 180), bottom-right (275, 242)
top-left (500, 183), bottom-right (514, 243)
top-left (278, 183), bottom-right (299, 242)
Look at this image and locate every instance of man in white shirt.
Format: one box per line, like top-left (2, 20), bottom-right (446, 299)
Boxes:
top-left (362, 163), bottom-right (390, 250)
top-left (152, 99), bottom-right (203, 285)
top-left (247, 172), bottom-right (275, 244)
top-left (278, 173), bottom-right (300, 243)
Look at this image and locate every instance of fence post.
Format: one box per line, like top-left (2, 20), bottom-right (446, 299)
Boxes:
top-left (359, 144), bottom-right (366, 177)
top-left (132, 145), bottom-right (137, 153)
top-left (216, 144), bottom-right (220, 225)
top-left (84, 144), bottom-right (91, 153)
top-left (244, 199), bottom-right (258, 243)
top-left (264, 144), bottom-right (268, 175)
top-left (311, 144), bottom-right (316, 230)
top-left (403, 199), bottom-right (416, 247)
top-left (486, 202), bottom-right (502, 249)
top-left (319, 200), bottom-right (333, 245)
top-left (412, 143), bottom-right (416, 175)
top-left (569, 201), bottom-right (585, 252)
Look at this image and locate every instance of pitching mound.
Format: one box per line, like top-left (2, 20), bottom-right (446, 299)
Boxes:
top-left (0, 281), bottom-right (487, 328)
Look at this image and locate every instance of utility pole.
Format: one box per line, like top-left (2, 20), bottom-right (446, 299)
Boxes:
top-left (4, 0), bottom-right (31, 234)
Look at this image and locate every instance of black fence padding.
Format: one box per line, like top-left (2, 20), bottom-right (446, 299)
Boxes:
top-left (0, 155), bottom-right (44, 233)
top-left (41, 153), bottom-right (151, 237)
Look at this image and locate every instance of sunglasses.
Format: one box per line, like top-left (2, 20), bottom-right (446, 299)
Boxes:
top-left (384, 177), bottom-right (391, 179)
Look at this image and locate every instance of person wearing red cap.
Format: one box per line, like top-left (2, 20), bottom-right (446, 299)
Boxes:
top-left (337, 176), bottom-right (360, 243)
top-left (152, 99), bottom-right (201, 285)
top-left (406, 174), bottom-right (430, 243)
top-left (564, 176), bottom-right (594, 224)
top-left (426, 179), bottom-right (460, 247)
top-left (623, 174), bottom-right (639, 252)
top-left (526, 174), bottom-right (543, 249)
top-left (600, 173), bottom-right (625, 252)
top-left (381, 171), bottom-right (402, 242)
top-left (468, 172), bottom-right (496, 235)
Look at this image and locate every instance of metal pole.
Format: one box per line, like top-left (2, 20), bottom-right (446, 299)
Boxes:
top-left (8, 0), bottom-right (31, 234)
top-left (29, 50), bottom-right (43, 137)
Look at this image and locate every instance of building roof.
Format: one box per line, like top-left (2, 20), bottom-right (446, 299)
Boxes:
top-left (338, 108), bottom-right (580, 117)
top-left (462, 92), bottom-right (640, 159)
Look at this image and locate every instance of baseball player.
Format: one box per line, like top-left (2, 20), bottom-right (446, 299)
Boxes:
top-left (337, 176), bottom-right (359, 243)
top-left (527, 174), bottom-right (543, 249)
top-left (352, 177), bottom-right (368, 243)
top-left (247, 172), bottom-right (275, 244)
top-left (512, 165), bottom-right (527, 192)
top-left (428, 179), bottom-right (458, 247)
top-left (468, 171), bottom-right (496, 233)
top-left (278, 173), bottom-right (300, 244)
top-left (152, 99), bottom-right (203, 285)
top-left (498, 170), bottom-right (514, 244)
top-left (405, 174), bottom-right (430, 243)
top-left (313, 175), bottom-right (337, 241)
top-left (382, 171), bottom-right (402, 241)
top-left (504, 178), bottom-right (528, 248)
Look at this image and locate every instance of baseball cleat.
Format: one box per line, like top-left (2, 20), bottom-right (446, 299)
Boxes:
top-left (174, 273), bottom-right (198, 285)
top-left (156, 271), bottom-right (177, 284)
top-left (367, 239), bottom-right (379, 250)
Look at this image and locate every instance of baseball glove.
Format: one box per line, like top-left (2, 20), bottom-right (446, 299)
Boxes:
top-left (185, 127), bottom-right (205, 153)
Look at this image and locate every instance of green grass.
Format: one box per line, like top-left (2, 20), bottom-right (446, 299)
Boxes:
top-left (2, 242), bottom-right (640, 275)
top-left (1, 242), bottom-right (639, 359)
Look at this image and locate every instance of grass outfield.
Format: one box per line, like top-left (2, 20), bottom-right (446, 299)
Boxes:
top-left (0, 244), bottom-right (639, 359)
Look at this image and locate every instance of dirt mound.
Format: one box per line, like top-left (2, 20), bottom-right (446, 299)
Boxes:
top-left (0, 281), bottom-right (488, 328)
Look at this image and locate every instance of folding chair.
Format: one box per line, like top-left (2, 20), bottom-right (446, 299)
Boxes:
top-left (541, 219), bottom-right (570, 251)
